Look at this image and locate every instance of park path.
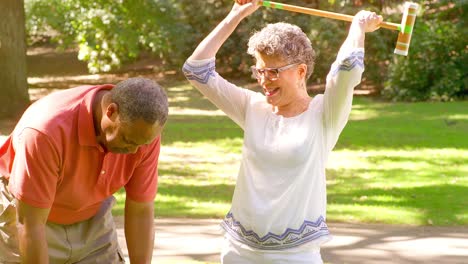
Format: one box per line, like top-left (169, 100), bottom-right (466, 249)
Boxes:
top-left (114, 217), bottom-right (468, 264)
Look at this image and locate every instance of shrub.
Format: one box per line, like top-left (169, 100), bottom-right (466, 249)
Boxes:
top-left (382, 19), bottom-right (467, 101)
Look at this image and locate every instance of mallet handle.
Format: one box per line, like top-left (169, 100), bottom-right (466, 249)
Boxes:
top-left (259, 0), bottom-right (401, 31)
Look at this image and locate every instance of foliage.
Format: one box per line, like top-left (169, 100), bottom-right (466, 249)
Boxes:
top-left (382, 0), bottom-right (468, 101)
top-left (25, 0), bottom-right (467, 101)
top-left (25, 0), bottom-right (191, 73)
top-left (25, 0), bottom-right (396, 79)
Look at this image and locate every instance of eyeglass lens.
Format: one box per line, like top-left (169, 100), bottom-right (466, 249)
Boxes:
top-left (251, 67), bottom-right (279, 80)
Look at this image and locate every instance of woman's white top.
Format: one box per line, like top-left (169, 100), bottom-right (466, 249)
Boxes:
top-left (183, 47), bottom-right (364, 251)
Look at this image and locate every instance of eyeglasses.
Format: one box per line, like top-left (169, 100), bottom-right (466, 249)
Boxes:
top-left (251, 63), bottom-right (299, 81)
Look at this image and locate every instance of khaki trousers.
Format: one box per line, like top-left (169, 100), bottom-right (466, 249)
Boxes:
top-left (0, 177), bottom-right (125, 264)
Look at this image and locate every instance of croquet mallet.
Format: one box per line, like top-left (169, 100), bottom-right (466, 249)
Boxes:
top-left (258, 0), bottom-right (419, 56)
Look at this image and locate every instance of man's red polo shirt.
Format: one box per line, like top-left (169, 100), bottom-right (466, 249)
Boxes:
top-left (0, 85), bottom-right (160, 224)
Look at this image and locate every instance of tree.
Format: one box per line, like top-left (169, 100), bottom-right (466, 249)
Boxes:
top-left (0, 0), bottom-right (29, 117)
top-left (0, 0), bottom-right (30, 119)
top-left (26, 0), bottom-right (191, 73)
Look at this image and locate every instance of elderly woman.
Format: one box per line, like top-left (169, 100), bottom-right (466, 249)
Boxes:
top-left (183, 0), bottom-right (382, 263)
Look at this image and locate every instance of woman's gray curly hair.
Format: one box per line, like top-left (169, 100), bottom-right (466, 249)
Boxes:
top-left (247, 22), bottom-right (316, 80)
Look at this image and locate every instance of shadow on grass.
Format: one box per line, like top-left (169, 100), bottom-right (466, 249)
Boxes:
top-left (162, 115), bottom-right (243, 144)
top-left (157, 182), bottom-right (234, 201)
top-left (113, 183), bottom-right (235, 218)
top-left (158, 166), bottom-right (207, 178)
top-left (165, 82), bottom-right (220, 111)
top-left (155, 182), bottom-right (234, 218)
top-left (337, 98), bottom-right (468, 150)
top-left (364, 154), bottom-right (466, 167)
top-left (327, 174), bottom-right (468, 225)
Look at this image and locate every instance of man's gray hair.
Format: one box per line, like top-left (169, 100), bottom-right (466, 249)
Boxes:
top-left (247, 22), bottom-right (316, 80)
top-left (111, 77), bottom-right (168, 125)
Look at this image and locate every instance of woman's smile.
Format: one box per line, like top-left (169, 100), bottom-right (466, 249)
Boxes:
top-left (264, 87), bottom-right (280, 97)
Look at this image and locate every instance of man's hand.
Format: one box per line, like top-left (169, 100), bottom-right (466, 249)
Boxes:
top-left (16, 200), bottom-right (50, 264)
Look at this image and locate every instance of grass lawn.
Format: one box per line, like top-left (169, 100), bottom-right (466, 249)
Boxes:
top-left (1, 82), bottom-right (466, 226)
top-left (112, 82), bottom-right (468, 226)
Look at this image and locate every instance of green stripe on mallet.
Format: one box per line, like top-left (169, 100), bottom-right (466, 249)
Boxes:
top-left (262, 0), bottom-right (283, 9)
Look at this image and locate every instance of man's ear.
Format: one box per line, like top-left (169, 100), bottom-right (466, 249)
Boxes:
top-left (105, 103), bottom-right (119, 121)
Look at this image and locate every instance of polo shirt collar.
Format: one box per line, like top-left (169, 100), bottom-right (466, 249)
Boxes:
top-left (78, 84), bottom-right (114, 148)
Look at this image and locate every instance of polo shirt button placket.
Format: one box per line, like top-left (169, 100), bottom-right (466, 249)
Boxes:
top-left (99, 154), bottom-right (108, 184)
top-left (98, 169), bottom-right (106, 184)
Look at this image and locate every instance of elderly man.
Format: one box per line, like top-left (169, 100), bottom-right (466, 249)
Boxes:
top-left (0, 77), bottom-right (168, 263)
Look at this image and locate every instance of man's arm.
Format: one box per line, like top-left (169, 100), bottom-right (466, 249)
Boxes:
top-left (124, 198), bottom-right (154, 264)
top-left (16, 200), bottom-right (50, 264)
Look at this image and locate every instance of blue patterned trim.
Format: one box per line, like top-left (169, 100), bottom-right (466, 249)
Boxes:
top-left (221, 212), bottom-right (330, 250)
top-left (330, 50), bottom-right (364, 77)
top-left (182, 60), bottom-right (216, 84)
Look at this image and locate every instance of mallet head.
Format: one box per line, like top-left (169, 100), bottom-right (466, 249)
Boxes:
top-left (394, 2), bottom-right (419, 56)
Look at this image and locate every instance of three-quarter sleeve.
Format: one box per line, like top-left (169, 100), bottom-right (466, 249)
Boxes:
top-left (183, 58), bottom-right (254, 129)
top-left (322, 48), bottom-right (365, 151)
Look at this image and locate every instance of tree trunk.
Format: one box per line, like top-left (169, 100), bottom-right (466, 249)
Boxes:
top-left (0, 0), bottom-right (30, 119)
